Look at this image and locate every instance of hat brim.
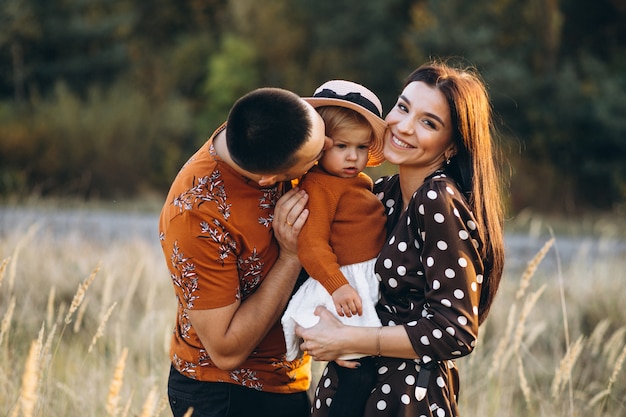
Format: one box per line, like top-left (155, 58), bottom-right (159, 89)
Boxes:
top-left (303, 97), bottom-right (387, 167)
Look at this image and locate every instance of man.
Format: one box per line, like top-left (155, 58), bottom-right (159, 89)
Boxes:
top-left (159, 87), bottom-right (330, 417)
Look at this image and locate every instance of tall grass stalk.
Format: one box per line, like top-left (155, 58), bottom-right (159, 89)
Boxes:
top-left (0, 257), bottom-right (9, 289)
top-left (17, 339), bottom-right (43, 417)
top-left (0, 296), bottom-right (15, 346)
top-left (515, 237), bottom-right (554, 301)
top-left (88, 302), bottom-right (117, 353)
top-left (106, 347), bottom-right (128, 417)
top-left (551, 335), bottom-right (585, 399)
top-left (64, 264), bottom-right (99, 325)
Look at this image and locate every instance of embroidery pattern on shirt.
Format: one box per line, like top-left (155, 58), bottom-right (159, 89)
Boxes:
top-left (258, 188), bottom-right (279, 227)
top-left (169, 242), bottom-right (199, 345)
top-left (170, 242), bottom-right (199, 310)
top-left (172, 352), bottom-right (198, 378)
top-left (199, 218), bottom-right (237, 266)
top-left (230, 368), bottom-right (262, 390)
top-left (237, 248), bottom-right (263, 298)
top-left (173, 171), bottom-right (231, 219)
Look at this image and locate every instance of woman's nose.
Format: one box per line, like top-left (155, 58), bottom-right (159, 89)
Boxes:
top-left (397, 116), bottom-right (415, 135)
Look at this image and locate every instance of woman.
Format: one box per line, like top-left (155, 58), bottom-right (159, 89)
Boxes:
top-left (295, 60), bottom-right (506, 417)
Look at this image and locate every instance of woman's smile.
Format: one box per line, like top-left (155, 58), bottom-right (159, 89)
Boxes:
top-left (390, 134), bottom-right (415, 149)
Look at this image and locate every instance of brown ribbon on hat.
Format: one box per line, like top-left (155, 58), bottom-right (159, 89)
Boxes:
top-left (313, 89), bottom-right (383, 118)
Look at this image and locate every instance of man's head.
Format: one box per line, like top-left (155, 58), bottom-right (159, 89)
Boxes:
top-left (226, 88), bottom-right (328, 184)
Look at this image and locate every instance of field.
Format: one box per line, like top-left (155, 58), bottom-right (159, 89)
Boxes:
top-left (1, 202), bottom-right (625, 416)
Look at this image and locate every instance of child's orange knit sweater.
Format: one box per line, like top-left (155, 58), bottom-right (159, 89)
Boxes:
top-left (297, 166), bottom-right (386, 295)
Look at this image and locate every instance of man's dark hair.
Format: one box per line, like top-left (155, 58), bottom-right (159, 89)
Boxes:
top-left (226, 88), bottom-right (312, 174)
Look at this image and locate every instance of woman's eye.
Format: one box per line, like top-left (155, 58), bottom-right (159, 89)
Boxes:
top-left (397, 103), bottom-right (408, 112)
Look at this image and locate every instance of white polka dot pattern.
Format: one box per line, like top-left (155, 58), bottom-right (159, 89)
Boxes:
top-left (311, 172), bottom-right (483, 417)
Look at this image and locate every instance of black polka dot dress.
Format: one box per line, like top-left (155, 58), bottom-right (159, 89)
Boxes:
top-left (312, 171), bottom-right (484, 417)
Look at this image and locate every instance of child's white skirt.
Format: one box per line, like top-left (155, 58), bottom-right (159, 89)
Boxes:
top-left (281, 257), bottom-right (382, 361)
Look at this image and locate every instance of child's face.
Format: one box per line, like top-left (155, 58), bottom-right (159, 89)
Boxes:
top-left (318, 125), bottom-right (371, 178)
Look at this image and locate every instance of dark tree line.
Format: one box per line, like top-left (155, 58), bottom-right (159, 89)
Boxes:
top-left (0, 0), bottom-right (625, 213)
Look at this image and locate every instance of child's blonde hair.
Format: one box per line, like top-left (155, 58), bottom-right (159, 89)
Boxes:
top-left (317, 106), bottom-right (375, 145)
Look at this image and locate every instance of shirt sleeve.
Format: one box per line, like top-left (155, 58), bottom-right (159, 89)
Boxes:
top-left (297, 177), bottom-right (348, 295)
top-left (404, 178), bottom-right (483, 364)
top-left (165, 208), bottom-right (241, 310)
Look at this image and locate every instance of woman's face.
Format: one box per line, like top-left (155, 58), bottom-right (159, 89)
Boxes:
top-left (383, 81), bottom-right (455, 171)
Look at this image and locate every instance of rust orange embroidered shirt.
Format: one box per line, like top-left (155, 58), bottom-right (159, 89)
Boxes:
top-left (159, 125), bottom-right (311, 393)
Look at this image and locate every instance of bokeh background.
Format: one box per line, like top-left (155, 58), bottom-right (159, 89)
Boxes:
top-left (1, 0), bottom-right (625, 214)
top-left (2, 2), bottom-right (626, 416)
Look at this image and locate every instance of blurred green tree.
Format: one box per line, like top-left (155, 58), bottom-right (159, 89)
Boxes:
top-left (0, 0), bottom-right (625, 212)
top-left (198, 34), bottom-right (260, 138)
top-left (0, 0), bottom-right (133, 98)
top-left (400, 0), bottom-right (626, 212)
top-left (290, 0), bottom-right (414, 108)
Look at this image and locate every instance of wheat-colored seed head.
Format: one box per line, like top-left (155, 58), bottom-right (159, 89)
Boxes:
top-left (182, 407), bottom-right (195, 417)
top-left (551, 335), bottom-right (585, 399)
top-left (0, 296), bottom-right (16, 346)
top-left (607, 343), bottom-right (626, 392)
top-left (138, 386), bottom-right (158, 417)
top-left (65, 263), bottom-right (100, 325)
top-left (0, 256), bottom-right (10, 290)
top-left (106, 347), bottom-right (128, 417)
top-left (88, 302), bottom-right (117, 353)
top-left (73, 298), bottom-right (89, 333)
top-left (512, 285), bottom-right (546, 356)
top-left (19, 339), bottom-right (43, 417)
top-left (588, 319), bottom-right (611, 357)
top-left (516, 238), bottom-right (554, 301)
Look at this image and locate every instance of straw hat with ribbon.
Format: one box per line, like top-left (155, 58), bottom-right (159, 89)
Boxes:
top-left (304, 80), bottom-right (386, 167)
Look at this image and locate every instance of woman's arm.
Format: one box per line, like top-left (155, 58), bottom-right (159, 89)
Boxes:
top-left (295, 306), bottom-right (419, 363)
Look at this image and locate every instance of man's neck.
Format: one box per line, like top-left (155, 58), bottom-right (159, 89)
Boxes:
top-left (213, 129), bottom-right (264, 184)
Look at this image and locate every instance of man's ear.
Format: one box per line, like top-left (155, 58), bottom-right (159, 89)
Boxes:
top-left (258, 175), bottom-right (278, 187)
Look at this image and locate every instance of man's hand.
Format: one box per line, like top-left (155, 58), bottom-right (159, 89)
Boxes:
top-left (273, 187), bottom-right (309, 259)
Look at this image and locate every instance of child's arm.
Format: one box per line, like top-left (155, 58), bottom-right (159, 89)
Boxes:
top-left (331, 284), bottom-right (363, 317)
top-left (297, 174), bottom-right (351, 296)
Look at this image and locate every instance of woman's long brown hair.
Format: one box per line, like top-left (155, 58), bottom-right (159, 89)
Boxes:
top-left (405, 60), bottom-right (506, 325)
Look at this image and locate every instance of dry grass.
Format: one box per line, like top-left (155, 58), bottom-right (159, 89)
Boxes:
top-left (1, 205), bottom-right (625, 416)
top-left (458, 215), bottom-right (626, 417)
top-left (0, 206), bottom-right (172, 416)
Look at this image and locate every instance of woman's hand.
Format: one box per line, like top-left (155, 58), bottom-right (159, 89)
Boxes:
top-left (295, 306), bottom-right (358, 368)
top-left (273, 187), bottom-right (309, 259)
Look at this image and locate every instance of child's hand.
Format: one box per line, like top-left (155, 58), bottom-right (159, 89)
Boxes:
top-left (332, 284), bottom-right (363, 317)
